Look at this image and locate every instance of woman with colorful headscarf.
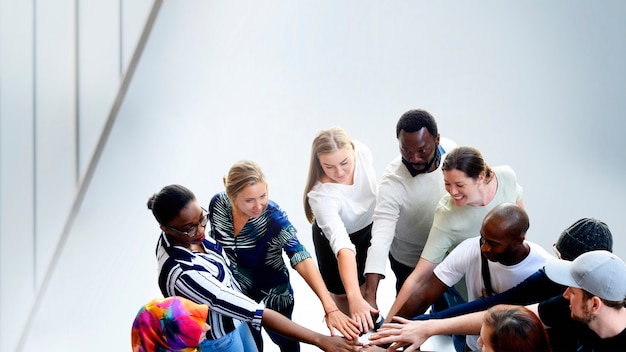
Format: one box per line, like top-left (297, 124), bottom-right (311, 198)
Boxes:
top-left (131, 296), bottom-right (210, 352)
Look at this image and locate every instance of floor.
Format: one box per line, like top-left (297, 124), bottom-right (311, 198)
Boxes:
top-left (262, 257), bottom-right (454, 352)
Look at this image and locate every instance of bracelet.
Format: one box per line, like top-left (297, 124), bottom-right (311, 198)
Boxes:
top-left (324, 308), bottom-right (340, 318)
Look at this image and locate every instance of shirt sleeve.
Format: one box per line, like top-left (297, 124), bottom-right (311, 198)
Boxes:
top-left (421, 199), bottom-right (456, 264)
top-left (433, 237), bottom-right (475, 287)
top-left (269, 205), bottom-right (312, 267)
top-left (499, 165), bottom-right (523, 202)
top-left (173, 268), bottom-right (265, 327)
top-left (365, 174), bottom-right (402, 276)
top-left (538, 295), bottom-right (572, 329)
top-left (307, 187), bottom-right (356, 256)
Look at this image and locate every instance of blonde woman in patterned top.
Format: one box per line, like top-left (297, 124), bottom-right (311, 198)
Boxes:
top-left (209, 161), bottom-right (359, 352)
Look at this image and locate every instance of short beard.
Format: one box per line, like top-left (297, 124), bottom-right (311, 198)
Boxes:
top-left (572, 304), bottom-right (596, 324)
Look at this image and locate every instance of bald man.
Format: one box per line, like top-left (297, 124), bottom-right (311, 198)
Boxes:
top-left (392, 202), bottom-right (552, 351)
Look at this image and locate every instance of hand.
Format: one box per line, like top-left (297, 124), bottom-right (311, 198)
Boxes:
top-left (349, 296), bottom-right (379, 333)
top-left (361, 284), bottom-right (379, 312)
top-left (325, 309), bottom-right (360, 340)
top-left (318, 335), bottom-right (363, 352)
top-left (368, 316), bottom-right (428, 352)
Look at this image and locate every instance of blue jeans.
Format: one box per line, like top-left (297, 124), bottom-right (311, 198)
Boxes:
top-left (198, 323), bottom-right (258, 352)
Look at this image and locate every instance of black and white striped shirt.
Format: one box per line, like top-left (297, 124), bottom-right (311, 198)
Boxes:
top-left (156, 233), bottom-right (264, 340)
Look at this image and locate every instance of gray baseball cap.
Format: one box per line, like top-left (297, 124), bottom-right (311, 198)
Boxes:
top-left (544, 250), bottom-right (626, 301)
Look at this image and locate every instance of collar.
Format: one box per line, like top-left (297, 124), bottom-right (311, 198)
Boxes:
top-left (159, 232), bottom-right (218, 259)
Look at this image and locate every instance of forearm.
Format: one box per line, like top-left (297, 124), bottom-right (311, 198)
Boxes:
top-left (385, 281), bottom-right (415, 321)
top-left (420, 311), bottom-right (484, 336)
top-left (398, 275), bottom-right (448, 319)
top-left (396, 294), bottom-right (431, 319)
top-left (363, 222), bottom-right (390, 308)
top-left (337, 249), bottom-right (364, 301)
top-left (371, 312), bottom-right (484, 349)
top-left (262, 309), bottom-right (322, 346)
top-left (363, 273), bottom-right (383, 305)
top-left (385, 258), bottom-right (436, 321)
top-left (419, 297), bottom-right (490, 320)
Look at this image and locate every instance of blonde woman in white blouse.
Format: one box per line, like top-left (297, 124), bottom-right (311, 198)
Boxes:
top-left (303, 127), bottom-right (379, 334)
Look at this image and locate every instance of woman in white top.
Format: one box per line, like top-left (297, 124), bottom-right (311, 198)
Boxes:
top-left (303, 127), bottom-right (379, 333)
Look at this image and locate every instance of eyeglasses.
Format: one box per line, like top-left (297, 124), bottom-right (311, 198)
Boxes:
top-left (164, 208), bottom-right (208, 238)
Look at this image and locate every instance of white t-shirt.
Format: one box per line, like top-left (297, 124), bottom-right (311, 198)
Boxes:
top-left (434, 236), bottom-right (552, 350)
top-left (307, 140), bottom-right (377, 255)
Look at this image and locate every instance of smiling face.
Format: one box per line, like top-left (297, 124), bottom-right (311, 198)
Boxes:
top-left (443, 168), bottom-right (485, 206)
top-left (318, 146), bottom-right (355, 185)
top-left (161, 200), bottom-right (207, 245)
top-left (233, 181), bottom-right (268, 218)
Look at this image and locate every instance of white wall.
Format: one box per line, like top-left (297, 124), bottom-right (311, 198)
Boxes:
top-left (0, 0), bottom-right (155, 351)
top-left (0, 1), bottom-right (36, 350)
top-left (1, 1), bottom-right (626, 351)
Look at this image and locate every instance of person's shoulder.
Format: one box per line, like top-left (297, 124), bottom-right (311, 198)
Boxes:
top-left (353, 139), bottom-right (366, 147)
top-left (439, 137), bottom-right (457, 154)
top-left (456, 235), bottom-right (481, 250)
top-left (493, 165), bottom-right (520, 187)
top-left (208, 192), bottom-right (231, 212)
top-left (443, 236), bottom-right (481, 263)
top-left (434, 194), bottom-right (456, 213)
top-left (381, 155), bottom-right (407, 178)
top-left (203, 236), bottom-right (220, 248)
top-left (264, 199), bottom-right (286, 215)
top-left (494, 164), bottom-right (516, 176)
top-left (309, 180), bottom-right (335, 194)
top-left (527, 241), bottom-right (553, 259)
top-left (384, 154), bottom-right (403, 168)
top-left (353, 140), bottom-right (374, 161)
top-left (352, 139), bottom-right (368, 151)
top-left (210, 191), bottom-right (228, 204)
top-left (538, 294), bottom-right (569, 313)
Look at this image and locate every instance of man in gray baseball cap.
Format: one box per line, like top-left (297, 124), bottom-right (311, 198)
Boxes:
top-left (539, 250), bottom-right (626, 351)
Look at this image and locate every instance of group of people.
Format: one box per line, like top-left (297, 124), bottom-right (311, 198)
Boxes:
top-left (130, 109), bottom-right (626, 352)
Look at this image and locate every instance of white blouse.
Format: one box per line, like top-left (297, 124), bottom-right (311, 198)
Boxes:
top-left (307, 140), bottom-right (378, 256)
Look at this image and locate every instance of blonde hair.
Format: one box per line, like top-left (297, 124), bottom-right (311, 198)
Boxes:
top-left (223, 160), bottom-right (267, 208)
top-left (303, 127), bottom-right (354, 223)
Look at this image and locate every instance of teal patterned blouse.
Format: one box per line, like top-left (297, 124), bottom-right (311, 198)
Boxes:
top-left (208, 192), bottom-right (311, 311)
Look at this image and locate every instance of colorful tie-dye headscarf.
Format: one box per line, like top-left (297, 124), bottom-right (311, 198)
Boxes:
top-left (131, 296), bottom-right (209, 352)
